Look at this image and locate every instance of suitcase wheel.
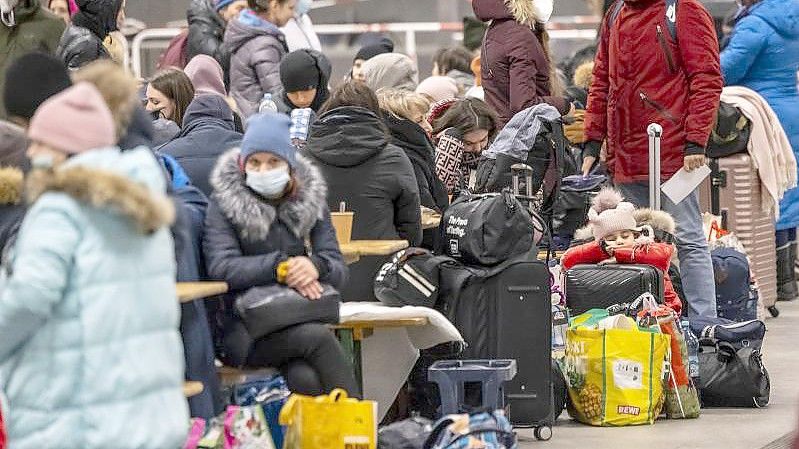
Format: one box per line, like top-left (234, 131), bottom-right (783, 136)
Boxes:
top-left (768, 306), bottom-right (780, 318)
top-left (534, 426), bottom-right (552, 441)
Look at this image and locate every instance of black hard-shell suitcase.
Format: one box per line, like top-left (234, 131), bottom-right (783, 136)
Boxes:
top-left (564, 264), bottom-right (664, 316)
top-left (436, 254), bottom-right (553, 435)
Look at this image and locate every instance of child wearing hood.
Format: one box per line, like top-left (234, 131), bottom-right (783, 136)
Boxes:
top-left (562, 188), bottom-right (683, 315)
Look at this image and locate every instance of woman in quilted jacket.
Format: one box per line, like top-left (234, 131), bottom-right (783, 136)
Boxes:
top-left (0, 83), bottom-right (187, 448)
top-left (562, 188), bottom-right (683, 315)
top-left (225, 0), bottom-right (295, 118)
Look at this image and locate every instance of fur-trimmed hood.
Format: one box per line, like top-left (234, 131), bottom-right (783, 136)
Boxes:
top-left (25, 148), bottom-right (175, 235)
top-left (473, 0), bottom-right (541, 27)
top-left (0, 166), bottom-right (23, 206)
top-left (210, 148), bottom-right (328, 241)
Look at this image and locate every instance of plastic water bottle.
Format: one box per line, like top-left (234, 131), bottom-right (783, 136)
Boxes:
top-left (258, 93), bottom-right (278, 113)
top-left (681, 320), bottom-right (700, 385)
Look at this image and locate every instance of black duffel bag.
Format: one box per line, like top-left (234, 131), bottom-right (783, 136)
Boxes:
top-left (235, 284), bottom-right (340, 339)
top-left (698, 341), bottom-right (770, 408)
top-left (374, 248), bottom-right (453, 308)
top-left (441, 189), bottom-right (539, 266)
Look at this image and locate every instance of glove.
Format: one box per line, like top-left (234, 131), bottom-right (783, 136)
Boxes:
top-left (563, 109), bottom-right (586, 145)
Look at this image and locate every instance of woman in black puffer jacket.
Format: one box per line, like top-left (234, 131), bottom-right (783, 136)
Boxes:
top-left (304, 82), bottom-right (422, 301)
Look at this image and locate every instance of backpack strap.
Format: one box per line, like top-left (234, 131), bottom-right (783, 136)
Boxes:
top-left (606, 0), bottom-right (678, 42)
top-left (665, 0), bottom-right (678, 41)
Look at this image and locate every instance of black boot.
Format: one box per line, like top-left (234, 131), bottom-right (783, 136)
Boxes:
top-left (777, 243), bottom-right (798, 301)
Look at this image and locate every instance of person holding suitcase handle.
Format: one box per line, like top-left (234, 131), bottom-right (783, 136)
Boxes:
top-left (581, 0), bottom-right (723, 321)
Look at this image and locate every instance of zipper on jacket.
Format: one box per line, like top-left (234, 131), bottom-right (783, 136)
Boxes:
top-left (639, 91), bottom-right (678, 124)
top-left (656, 25), bottom-right (677, 74)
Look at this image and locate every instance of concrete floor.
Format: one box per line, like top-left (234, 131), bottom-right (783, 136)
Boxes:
top-left (519, 301), bottom-right (799, 448)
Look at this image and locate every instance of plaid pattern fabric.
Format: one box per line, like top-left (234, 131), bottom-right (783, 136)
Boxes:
top-left (290, 108), bottom-right (314, 143)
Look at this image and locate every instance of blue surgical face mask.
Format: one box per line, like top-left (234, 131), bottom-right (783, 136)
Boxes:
top-left (295, 0), bottom-right (312, 16)
top-left (246, 166), bottom-right (291, 198)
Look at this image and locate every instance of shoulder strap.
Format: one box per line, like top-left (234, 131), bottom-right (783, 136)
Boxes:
top-left (665, 0), bottom-right (678, 41)
top-left (607, 0), bottom-right (678, 42)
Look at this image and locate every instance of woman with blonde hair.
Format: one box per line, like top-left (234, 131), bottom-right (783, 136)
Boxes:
top-left (378, 88), bottom-right (448, 248)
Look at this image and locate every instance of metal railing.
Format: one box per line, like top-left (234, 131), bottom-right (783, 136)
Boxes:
top-left (131, 20), bottom-right (599, 79)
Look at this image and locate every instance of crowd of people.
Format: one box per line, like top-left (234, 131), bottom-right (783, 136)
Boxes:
top-left (0, 0), bottom-right (797, 445)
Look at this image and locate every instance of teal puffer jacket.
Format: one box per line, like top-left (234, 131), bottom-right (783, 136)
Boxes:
top-left (0, 147), bottom-right (188, 449)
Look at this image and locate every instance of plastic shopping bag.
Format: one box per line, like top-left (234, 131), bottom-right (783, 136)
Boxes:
top-left (279, 389), bottom-right (377, 449)
top-left (564, 313), bottom-right (670, 426)
top-left (224, 405), bottom-right (275, 449)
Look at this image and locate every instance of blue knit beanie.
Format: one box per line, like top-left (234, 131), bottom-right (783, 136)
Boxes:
top-left (240, 112), bottom-right (297, 169)
top-left (215, 0), bottom-right (237, 12)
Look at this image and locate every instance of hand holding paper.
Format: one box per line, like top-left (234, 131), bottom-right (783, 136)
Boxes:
top-left (661, 165), bottom-right (711, 204)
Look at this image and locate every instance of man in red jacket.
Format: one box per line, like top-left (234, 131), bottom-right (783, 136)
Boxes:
top-left (582, 0), bottom-right (723, 320)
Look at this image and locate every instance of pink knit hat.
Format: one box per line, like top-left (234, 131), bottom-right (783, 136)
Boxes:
top-left (416, 76), bottom-right (459, 102)
top-left (28, 82), bottom-right (116, 155)
top-left (587, 187), bottom-right (642, 241)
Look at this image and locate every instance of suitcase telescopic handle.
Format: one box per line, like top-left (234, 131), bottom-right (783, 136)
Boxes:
top-left (647, 123), bottom-right (663, 211)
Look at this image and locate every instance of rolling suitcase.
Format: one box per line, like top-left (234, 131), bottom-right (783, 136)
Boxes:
top-left (436, 254), bottom-right (553, 436)
top-left (698, 155), bottom-right (778, 317)
top-left (563, 124), bottom-right (667, 316)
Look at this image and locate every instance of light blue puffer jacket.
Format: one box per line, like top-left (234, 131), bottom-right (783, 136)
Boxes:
top-left (0, 147), bottom-right (188, 449)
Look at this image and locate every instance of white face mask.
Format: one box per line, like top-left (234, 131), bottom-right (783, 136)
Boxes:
top-left (0, 0), bottom-right (18, 27)
top-left (532, 0), bottom-right (554, 24)
top-left (246, 166), bottom-right (291, 198)
top-left (31, 153), bottom-right (55, 170)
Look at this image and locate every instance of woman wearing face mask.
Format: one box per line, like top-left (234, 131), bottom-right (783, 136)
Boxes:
top-left (57, 0), bottom-right (123, 70)
top-left (429, 97), bottom-right (498, 194)
top-left (2, 82), bottom-right (187, 448)
top-left (225, 0), bottom-right (296, 118)
top-left (279, 0), bottom-right (321, 52)
top-left (145, 68), bottom-right (196, 128)
top-left (377, 88), bottom-right (448, 249)
top-left (472, 0), bottom-right (573, 128)
top-left (203, 112), bottom-right (357, 396)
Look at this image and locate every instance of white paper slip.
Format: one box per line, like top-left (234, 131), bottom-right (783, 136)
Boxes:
top-left (661, 165), bottom-right (711, 204)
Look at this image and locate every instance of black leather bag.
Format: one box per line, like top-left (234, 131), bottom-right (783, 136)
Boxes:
top-left (235, 284), bottom-right (340, 339)
top-left (698, 341), bottom-right (770, 408)
top-left (441, 190), bottom-right (536, 266)
top-left (564, 264), bottom-right (664, 316)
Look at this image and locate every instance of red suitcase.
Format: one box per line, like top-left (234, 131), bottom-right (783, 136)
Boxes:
top-left (698, 154), bottom-right (778, 317)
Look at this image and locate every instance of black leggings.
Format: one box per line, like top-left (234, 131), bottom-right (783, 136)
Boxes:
top-left (246, 323), bottom-right (360, 397)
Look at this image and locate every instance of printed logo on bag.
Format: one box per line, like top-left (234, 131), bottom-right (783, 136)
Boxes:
top-left (613, 360), bottom-right (643, 389)
top-left (344, 436), bottom-right (371, 449)
top-left (617, 405), bottom-right (641, 416)
top-left (449, 239), bottom-right (460, 257)
top-left (446, 215), bottom-right (468, 238)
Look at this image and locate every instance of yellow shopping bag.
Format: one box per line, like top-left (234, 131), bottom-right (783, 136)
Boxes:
top-left (278, 389), bottom-right (377, 449)
top-left (564, 321), bottom-right (671, 426)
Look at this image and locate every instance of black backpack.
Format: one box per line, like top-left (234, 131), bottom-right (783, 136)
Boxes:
top-left (374, 248), bottom-right (453, 308)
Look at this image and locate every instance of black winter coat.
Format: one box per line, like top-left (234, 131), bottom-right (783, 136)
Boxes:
top-left (187, 0), bottom-right (230, 81)
top-left (305, 107), bottom-right (422, 244)
top-left (203, 149), bottom-right (347, 364)
top-left (304, 106), bottom-right (422, 302)
top-left (58, 24), bottom-right (109, 70)
top-left (160, 95), bottom-right (242, 197)
top-left (383, 112), bottom-right (448, 249)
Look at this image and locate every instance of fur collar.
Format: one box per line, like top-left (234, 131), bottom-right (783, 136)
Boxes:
top-left (210, 149), bottom-right (328, 241)
top-left (25, 166), bottom-right (175, 234)
top-left (0, 167), bottom-right (23, 206)
top-left (506, 0), bottom-right (538, 27)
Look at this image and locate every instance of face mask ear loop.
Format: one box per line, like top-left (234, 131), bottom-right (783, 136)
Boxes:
top-left (467, 100), bottom-right (479, 131)
top-left (1, 9), bottom-right (15, 27)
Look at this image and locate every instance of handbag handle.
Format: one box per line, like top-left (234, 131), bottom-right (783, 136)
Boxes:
top-left (326, 388), bottom-right (349, 402)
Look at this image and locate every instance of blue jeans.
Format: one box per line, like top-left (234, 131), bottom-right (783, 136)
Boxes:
top-left (616, 183), bottom-right (718, 319)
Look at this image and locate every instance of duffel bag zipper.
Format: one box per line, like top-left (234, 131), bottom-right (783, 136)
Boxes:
top-left (656, 25), bottom-right (677, 74)
top-left (639, 91), bottom-right (678, 124)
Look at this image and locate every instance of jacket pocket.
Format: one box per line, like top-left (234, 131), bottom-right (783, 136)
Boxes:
top-left (639, 91), bottom-right (678, 124)
top-left (656, 25), bottom-right (677, 74)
